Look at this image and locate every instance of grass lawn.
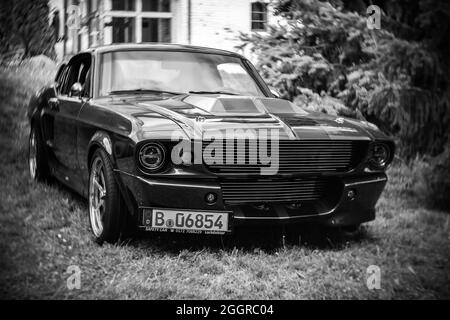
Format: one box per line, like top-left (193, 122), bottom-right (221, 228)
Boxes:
top-left (0, 62), bottom-right (449, 299)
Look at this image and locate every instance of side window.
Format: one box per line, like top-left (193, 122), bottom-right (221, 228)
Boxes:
top-left (78, 61), bottom-right (92, 97)
top-left (55, 64), bottom-right (69, 94)
top-left (55, 64), bottom-right (66, 85)
top-left (61, 54), bottom-right (92, 97)
top-left (82, 69), bottom-right (91, 97)
top-left (61, 62), bottom-right (80, 95)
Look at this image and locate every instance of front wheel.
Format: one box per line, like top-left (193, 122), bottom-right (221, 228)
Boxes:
top-left (29, 125), bottom-right (49, 181)
top-left (89, 148), bottom-right (129, 244)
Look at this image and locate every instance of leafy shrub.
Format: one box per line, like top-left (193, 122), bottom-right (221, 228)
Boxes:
top-left (239, 0), bottom-right (450, 158)
top-left (0, 58), bottom-right (56, 157)
top-left (0, 0), bottom-right (55, 60)
top-left (410, 143), bottom-right (450, 212)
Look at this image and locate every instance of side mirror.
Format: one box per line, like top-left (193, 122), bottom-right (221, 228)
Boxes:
top-left (70, 82), bottom-right (83, 98)
top-left (269, 86), bottom-right (281, 98)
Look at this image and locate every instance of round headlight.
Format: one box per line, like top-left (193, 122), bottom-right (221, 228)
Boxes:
top-left (369, 143), bottom-right (390, 169)
top-left (138, 143), bottom-right (165, 171)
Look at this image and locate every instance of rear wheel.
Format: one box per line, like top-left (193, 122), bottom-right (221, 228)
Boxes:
top-left (89, 148), bottom-right (130, 244)
top-left (29, 125), bottom-right (49, 181)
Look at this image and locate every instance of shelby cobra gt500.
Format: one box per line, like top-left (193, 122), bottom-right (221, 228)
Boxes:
top-left (27, 44), bottom-right (394, 243)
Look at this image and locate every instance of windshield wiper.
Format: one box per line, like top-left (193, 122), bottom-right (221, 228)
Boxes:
top-left (108, 89), bottom-right (184, 96)
top-left (189, 90), bottom-right (238, 96)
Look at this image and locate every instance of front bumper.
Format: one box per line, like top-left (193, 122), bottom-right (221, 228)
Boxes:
top-left (118, 171), bottom-right (387, 230)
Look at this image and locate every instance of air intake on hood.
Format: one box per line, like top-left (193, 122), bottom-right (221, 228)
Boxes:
top-left (279, 117), bottom-right (319, 127)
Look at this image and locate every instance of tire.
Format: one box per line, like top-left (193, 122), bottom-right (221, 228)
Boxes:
top-left (88, 148), bottom-right (131, 244)
top-left (29, 125), bottom-right (49, 181)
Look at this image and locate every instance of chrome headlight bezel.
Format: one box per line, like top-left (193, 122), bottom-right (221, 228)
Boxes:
top-left (368, 142), bottom-right (391, 170)
top-left (137, 142), bottom-right (166, 172)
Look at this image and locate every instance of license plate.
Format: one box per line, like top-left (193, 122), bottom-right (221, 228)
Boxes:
top-left (148, 209), bottom-right (230, 234)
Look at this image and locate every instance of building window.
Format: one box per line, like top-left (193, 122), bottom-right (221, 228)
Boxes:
top-left (104, 0), bottom-right (173, 44)
top-left (142, 0), bottom-right (171, 12)
top-left (142, 18), bottom-right (171, 42)
top-left (112, 0), bottom-right (135, 11)
top-left (112, 17), bottom-right (135, 43)
top-left (251, 2), bottom-right (268, 31)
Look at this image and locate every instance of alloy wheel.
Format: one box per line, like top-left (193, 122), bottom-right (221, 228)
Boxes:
top-left (29, 129), bottom-right (37, 179)
top-left (89, 157), bottom-right (107, 237)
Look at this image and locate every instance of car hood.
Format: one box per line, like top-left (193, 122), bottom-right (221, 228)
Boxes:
top-left (95, 94), bottom-right (388, 141)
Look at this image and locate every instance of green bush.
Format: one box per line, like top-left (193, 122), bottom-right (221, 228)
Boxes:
top-left (411, 143), bottom-right (450, 212)
top-left (239, 0), bottom-right (450, 158)
top-left (0, 58), bottom-right (56, 158)
top-left (0, 0), bottom-right (55, 60)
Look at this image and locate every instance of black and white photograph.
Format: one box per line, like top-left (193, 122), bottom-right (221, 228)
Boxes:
top-left (0, 0), bottom-right (449, 305)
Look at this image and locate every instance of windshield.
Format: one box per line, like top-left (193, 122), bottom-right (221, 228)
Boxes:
top-left (98, 50), bottom-right (266, 97)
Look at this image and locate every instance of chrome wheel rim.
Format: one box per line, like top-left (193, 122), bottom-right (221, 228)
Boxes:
top-left (29, 129), bottom-right (37, 179)
top-left (89, 157), bottom-right (106, 237)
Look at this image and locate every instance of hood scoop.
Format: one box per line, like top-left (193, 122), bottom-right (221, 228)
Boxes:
top-left (183, 95), bottom-right (264, 116)
top-left (280, 116), bottom-right (319, 127)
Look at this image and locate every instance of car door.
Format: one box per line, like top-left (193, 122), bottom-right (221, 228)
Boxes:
top-left (41, 63), bottom-right (67, 162)
top-left (52, 54), bottom-right (92, 185)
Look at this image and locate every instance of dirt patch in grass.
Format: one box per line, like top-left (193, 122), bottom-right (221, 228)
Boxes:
top-left (0, 63), bottom-right (449, 299)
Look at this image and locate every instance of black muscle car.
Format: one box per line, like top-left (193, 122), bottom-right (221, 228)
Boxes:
top-left (27, 44), bottom-right (394, 243)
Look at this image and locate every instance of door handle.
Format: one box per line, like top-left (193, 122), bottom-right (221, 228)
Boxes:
top-left (48, 97), bottom-right (59, 111)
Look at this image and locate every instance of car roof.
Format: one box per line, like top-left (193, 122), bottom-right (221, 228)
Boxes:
top-left (75, 43), bottom-right (244, 59)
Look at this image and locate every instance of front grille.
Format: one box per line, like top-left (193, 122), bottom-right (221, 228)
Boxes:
top-left (203, 140), bottom-right (367, 175)
top-left (220, 178), bottom-right (328, 204)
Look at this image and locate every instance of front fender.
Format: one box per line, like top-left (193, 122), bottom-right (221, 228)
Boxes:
top-left (86, 130), bottom-right (137, 216)
top-left (87, 131), bottom-right (115, 167)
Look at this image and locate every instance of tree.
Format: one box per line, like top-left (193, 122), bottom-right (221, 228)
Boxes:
top-left (239, 0), bottom-right (450, 157)
top-left (0, 0), bottom-right (55, 59)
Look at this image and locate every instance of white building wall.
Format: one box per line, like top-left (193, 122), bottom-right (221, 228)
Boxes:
top-left (188, 0), bottom-right (276, 53)
top-left (172, 0), bottom-right (189, 44)
top-left (49, 0), bottom-right (279, 59)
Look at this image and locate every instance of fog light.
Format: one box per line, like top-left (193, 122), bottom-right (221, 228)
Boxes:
top-left (287, 202), bottom-right (302, 209)
top-left (347, 189), bottom-right (356, 200)
top-left (205, 192), bottom-right (217, 204)
top-left (253, 203), bottom-right (270, 211)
